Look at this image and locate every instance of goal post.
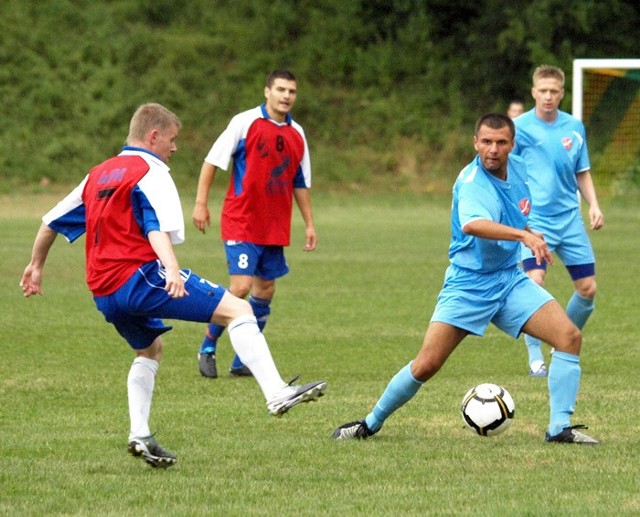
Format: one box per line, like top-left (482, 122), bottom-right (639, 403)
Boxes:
top-left (572, 58), bottom-right (640, 183)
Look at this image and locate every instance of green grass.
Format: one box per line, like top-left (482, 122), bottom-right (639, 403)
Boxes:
top-left (1, 192), bottom-right (638, 515)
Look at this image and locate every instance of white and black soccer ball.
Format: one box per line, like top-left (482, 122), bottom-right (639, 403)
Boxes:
top-left (460, 383), bottom-right (515, 436)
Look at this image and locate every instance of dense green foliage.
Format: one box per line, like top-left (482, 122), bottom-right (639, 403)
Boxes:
top-left (1, 0), bottom-right (638, 192)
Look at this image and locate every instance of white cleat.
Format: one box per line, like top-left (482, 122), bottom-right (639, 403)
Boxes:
top-left (267, 379), bottom-right (327, 416)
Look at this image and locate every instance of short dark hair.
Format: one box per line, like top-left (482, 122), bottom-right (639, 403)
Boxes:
top-left (266, 69), bottom-right (297, 88)
top-left (475, 113), bottom-right (515, 139)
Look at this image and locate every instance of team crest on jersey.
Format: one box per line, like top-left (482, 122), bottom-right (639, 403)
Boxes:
top-left (562, 137), bottom-right (573, 150)
top-left (519, 198), bottom-right (531, 216)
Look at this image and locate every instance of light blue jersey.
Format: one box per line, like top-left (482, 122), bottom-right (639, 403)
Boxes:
top-left (514, 109), bottom-right (595, 267)
top-left (513, 109), bottom-right (590, 221)
top-left (450, 154), bottom-right (531, 272)
top-left (433, 153), bottom-right (552, 338)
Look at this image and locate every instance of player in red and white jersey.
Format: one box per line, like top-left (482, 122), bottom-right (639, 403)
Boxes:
top-left (42, 145), bottom-right (185, 297)
top-left (20, 103), bottom-right (326, 468)
top-left (192, 70), bottom-right (317, 378)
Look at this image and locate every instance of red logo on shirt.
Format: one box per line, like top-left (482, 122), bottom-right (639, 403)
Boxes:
top-left (562, 137), bottom-right (573, 150)
top-left (519, 198), bottom-right (531, 216)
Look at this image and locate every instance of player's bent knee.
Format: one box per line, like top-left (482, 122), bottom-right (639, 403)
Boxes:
top-left (577, 281), bottom-right (597, 300)
top-left (411, 358), bottom-right (441, 382)
top-left (137, 337), bottom-right (163, 361)
top-left (211, 293), bottom-right (253, 326)
top-left (233, 296), bottom-right (253, 316)
top-left (229, 284), bottom-right (251, 298)
top-left (253, 280), bottom-right (276, 300)
top-left (554, 325), bottom-right (582, 355)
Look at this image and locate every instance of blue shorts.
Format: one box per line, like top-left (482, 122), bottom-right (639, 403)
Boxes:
top-left (520, 208), bottom-right (595, 269)
top-left (93, 260), bottom-right (227, 350)
top-left (431, 264), bottom-right (554, 338)
top-left (224, 241), bottom-right (289, 280)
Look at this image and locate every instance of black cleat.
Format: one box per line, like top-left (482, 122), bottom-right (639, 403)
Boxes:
top-left (128, 435), bottom-right (177, 468)
top-left (331, 420), bottom-right (375, 440)
top-left (545, 425), bottom-right (599, 445)
top-left (198, 352), bottom-right (218, 378)
top-left (229, 364), bottom-right (253, 377)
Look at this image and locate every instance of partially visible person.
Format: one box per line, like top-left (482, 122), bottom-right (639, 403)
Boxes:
top-left (192, 69), bottom-right (317, 379)
top-left (20, 103), bottom-right (327, 469)
top-left (513, 65), bottom-right (603, 377)
top-left (507, 99), bottom-right (525, 119)
top-left (332, 113), bottom-right (598, 445)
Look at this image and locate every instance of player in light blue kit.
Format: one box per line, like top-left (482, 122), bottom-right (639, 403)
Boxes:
top-left (332, 113), bottom-right (598, 445)
top-left (513, 65), bottom-right (604, 377)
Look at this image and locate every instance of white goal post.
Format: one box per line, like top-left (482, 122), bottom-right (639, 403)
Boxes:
top-left (572, 58), bottom-right (640, 119)
top-left (572, 58), bottom-right (640, 181)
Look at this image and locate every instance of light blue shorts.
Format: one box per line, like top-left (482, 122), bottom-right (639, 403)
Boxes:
top-left (224, 241), bottom-right (289, 280)
top-left (431, 264), bottom-right (554, 338)
top-left (520, 208), bottom-right (595, 267)
top-left (94, 260), bottom-right (227, 350)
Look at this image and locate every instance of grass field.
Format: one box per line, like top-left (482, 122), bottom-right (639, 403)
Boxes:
top-left (1, 191), bottom-right (638, 515)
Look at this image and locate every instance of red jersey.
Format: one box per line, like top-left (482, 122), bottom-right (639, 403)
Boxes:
top-left (42, 148), bottom-right (185, 296)
top-left (204, 105), bottom-right (311, 246)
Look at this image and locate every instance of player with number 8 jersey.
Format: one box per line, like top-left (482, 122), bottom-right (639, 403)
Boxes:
top-left (192, 70), bottom-right (318, 378)
top-left (211, 105), bottom-right (308, 245)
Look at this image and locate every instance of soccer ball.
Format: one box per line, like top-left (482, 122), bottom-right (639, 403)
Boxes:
top-left (460, 383), bottom-right (515, 436)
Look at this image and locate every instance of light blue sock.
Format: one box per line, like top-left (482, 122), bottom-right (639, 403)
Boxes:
top-left (547, 351), bottom-right (581, 436)
top-left (566, 291), bottom-right (594, 330)
top-left (524, 334), bottom-right (544, 366)
top-left (364, 362), bottom-right (423, 433)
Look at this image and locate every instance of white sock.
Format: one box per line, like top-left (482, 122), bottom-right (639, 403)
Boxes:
top-left (127, 357), bottom-right (158, 441)
top-left (227, 315), bottom-right (286, 400)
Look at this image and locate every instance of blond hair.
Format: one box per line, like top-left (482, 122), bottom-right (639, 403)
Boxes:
top-left (126, 103), bottom-right (181, 144)
top-left (532, 65), bottom-right (565, 86)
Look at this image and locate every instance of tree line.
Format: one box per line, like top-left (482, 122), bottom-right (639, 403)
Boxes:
top-left (1, 0), bottom-right (638, 192)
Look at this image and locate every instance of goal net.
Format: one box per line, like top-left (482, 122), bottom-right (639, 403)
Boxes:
top-left (572, 59), bottom-right (640, 184)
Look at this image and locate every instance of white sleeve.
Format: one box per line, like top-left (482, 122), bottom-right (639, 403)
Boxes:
top-left (204, 114), bottom-right (244, 170)
top-left (42, 176), bottom-right (87, 226)
top-left (204, 107), bottom-right (262, 170)
top-left (294, 122), bottom-right (312, 187)
top-left (137, 165), bottom-right (185, 244)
